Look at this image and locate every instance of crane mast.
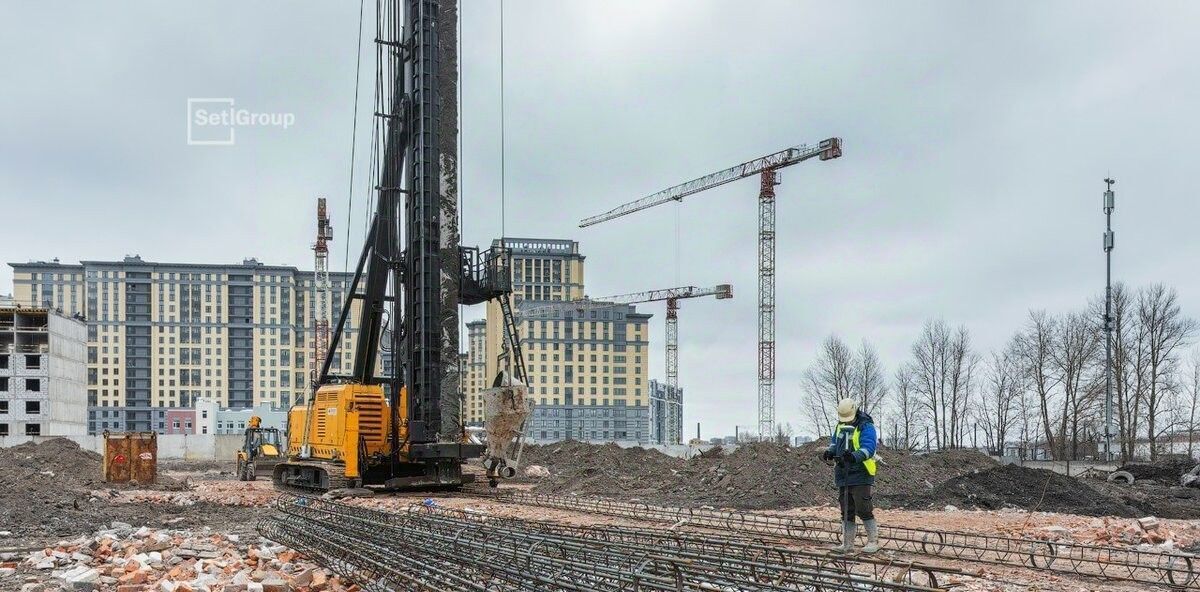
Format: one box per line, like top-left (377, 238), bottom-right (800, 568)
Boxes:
top-left (519, 284), bottom-right (732, 444)
top-left (309, 197), bottom-right (334, 403)
top-left (580, 138), bottom-right (841, 439)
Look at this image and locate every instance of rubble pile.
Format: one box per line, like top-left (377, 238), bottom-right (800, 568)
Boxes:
top-left (662, 442), bottom-right (999, 509)
top-left (906, 464), bottom-right (1137, 517)
top-left (11, 521), bottom-right (353, 592)
top-left (520, 441), bottom-right (684, 498)
top-left (520, 440), bottom-right (998, 510)
top-left (0, 439), bottom-right (198, 540)
top-left (1116, 458), bottom-right (1196, 484)
top-left (0, 439), bottom-right (112, 538)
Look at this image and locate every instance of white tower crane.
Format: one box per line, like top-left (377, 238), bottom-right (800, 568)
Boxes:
top-left (580, 139), bottom-right (842, 439)
top-left (519, 284), bottom-right (732, 444)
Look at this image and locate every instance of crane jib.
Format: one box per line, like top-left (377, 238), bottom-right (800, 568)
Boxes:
top-left (579, 138), bottom-right (841, 228)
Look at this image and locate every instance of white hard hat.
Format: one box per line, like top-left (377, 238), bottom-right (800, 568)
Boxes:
top-left (837, 398), bottom-right (858, 423)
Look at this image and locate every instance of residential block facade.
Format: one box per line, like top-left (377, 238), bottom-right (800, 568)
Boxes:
top-left (464, 238), bottom-right (653, 444)
top-left (9, 256), bottom-right (360, 434)
top-left (0, 306), bottom-right (87, 436)
top-left (648, 379), bottom-right (682, 445)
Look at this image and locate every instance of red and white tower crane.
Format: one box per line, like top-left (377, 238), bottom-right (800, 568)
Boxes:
top-left (580, 138), bottom-right (842, 438)
top-left (519, 284), bottom-right (732, 444)
top-left (309, 197), bottom-right (335, 403)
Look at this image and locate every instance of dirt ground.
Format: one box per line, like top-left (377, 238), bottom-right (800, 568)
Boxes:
top-left (518, 441), bottom-right (1200, 519)
top-left (101, 478), bottom-right (1191, 592)
top-left (4, 439), bottom-right (1199, 591)
top-left (518, 440), bottom-right (1000, 510)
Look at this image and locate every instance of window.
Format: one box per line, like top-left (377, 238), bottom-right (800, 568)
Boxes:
top-left (0, 355), bottom-right (7, 369)
top-left (172, 419), bottom-right (181, 430)
top-left (0, 377), bottom-right (7, 391)
top-left (0, 423), bottom-right (7, 436)
top-left (25, 355), bottom-right (40, 369)
top-left (25, 401), bottom-right (40, 415)
top-left (0, 401), bottom-right (7, 414)
top-left (25, 423), bottom-right (40, 436)
top-left (26, 379), bottom-right (40, 392)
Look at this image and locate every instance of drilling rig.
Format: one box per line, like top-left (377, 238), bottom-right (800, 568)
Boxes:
top-left (273, 0), bottom-right (515, 491)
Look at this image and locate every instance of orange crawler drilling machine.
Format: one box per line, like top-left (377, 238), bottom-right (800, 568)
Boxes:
top-left (272, 0), bottom-right (517, 491)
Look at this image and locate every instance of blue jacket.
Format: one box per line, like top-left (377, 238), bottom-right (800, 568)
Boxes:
top-left (826, 410), bottom-right (877, 487)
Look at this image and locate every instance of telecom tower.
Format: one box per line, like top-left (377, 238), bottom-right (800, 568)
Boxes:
top-left (308, 197), bottom-right (334, 404)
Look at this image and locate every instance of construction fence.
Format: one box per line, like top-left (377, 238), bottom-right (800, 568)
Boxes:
top-left (0, 433), bottom-right (243, 461)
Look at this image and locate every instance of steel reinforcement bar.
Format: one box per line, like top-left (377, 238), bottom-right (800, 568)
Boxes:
top-left (259, 495), bottom-right (947, 592)
top-left (415, 504), bottom-right (957, 589)
top-left (501, 492), bottom-right (1198, 589)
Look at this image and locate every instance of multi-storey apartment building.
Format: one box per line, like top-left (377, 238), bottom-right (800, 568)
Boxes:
top-left (0, 305), bottom-right (87, 436)
top-left (463, 320), bottom-right (487, 422)
top-left (9, 256), bottom-right (361, 433)
top-left (648, 379), bottom-right (682, 445)
top-left (464, 238), bottom-right (653, 444)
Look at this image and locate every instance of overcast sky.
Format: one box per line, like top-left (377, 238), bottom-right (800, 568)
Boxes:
top-left (2, 2), bottom-right (1198, 438)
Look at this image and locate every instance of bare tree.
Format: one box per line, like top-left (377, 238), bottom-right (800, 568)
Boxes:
top-left (891, 365), bottom-right (920, 450)
top-left (909, 320), bottom-right (948, 448)
top-left (853, 341), bottom-right (889, 415)
top-left (908, 319), bottom-right (976, 448)
top-left (1101, 283), bottom-right (1143, 461)
top-left (1015, 311), bottom-right (1063, 458)
top-left (801, 335), bottom-right (855, 435)
top-left (774, 422), bottom-right (796, 446)
top-left (947, 326), bottom-right (978, 447)
top-left (977, 339), bottom-right (1021, 455)
top-left (1052, 311), bottom-right (1103, 460)
top-left (1185, 352), bottom-right (1200, 459)
top-left (1138, 285), bottom-right (1198, 459)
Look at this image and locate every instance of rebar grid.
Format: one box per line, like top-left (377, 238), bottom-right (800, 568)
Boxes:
top-left (503, 492), bottom-right (1199, 588)
top-left (416, 504), bottom-right (953, 589)
top-left (260, 495), bottom-right (947, 592)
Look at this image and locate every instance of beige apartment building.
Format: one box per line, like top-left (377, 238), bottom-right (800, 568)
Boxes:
top-left (9, 256), bottom-right (360, 433)
top-left (464, 238), bottom-right (653, 444)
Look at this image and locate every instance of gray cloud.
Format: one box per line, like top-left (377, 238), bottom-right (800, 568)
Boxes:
top-left (2, 1), bottom-right (1197, 438)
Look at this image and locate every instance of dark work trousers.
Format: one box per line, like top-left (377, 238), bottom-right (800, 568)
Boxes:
top-left (838, 484), bottom-right (874, 522)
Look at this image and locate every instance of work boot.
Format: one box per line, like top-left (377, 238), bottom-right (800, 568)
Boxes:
top-left (862, 518), bottom-right (880, 553)
top-left (831, 521), bottom-right (856, 554)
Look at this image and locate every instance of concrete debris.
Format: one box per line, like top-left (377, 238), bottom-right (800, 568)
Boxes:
top-left (522, 465), bottom-right (550, 478)
top-left (16, 524), bottom-right (355, 592)
top-left (1137, 516), bottom-right (1160, 532)
top-left (1182, 464), bottom-right (1200, 487)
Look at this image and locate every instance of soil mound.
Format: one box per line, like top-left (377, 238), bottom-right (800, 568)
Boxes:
top-left (520, 441), bottom-right (684, 497)
top-left (911, 464), bottom-right (1136, 516)
top-left (0, 439), bottom-right (107, 537)
top-left (521, 440), bottom-right (999, 510)
top-left (0, 438), bottom-right (187, 539)
top-left (661, 442), bottom-right (998, 510)
top-left (1118, 458), bottom-right (1195, 484)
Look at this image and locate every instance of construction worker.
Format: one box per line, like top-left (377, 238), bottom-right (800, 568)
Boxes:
top-left (820, 398), bottom-right (879, 554)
